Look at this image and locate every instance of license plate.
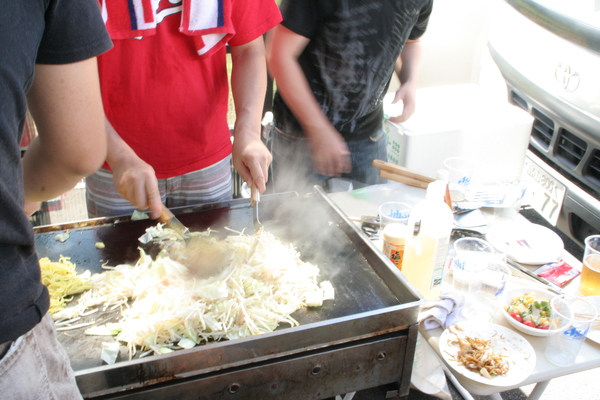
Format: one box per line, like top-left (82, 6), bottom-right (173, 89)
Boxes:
top-left (521, 155), bottom-right (567, 225)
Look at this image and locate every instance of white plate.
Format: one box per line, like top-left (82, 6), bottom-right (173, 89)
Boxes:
top-left (439, 321), bottom-right (536, 387)
top-left (486, 222), bottom-right (564, 265)
top-left (585, 296), bottom-right (600, 344)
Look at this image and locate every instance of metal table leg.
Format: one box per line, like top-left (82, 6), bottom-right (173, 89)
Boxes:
top-left (527, 380), bottom-right (550, 400)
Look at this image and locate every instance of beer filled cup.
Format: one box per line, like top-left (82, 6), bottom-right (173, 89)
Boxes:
top-left (579, 235), bottom-right (600, 296)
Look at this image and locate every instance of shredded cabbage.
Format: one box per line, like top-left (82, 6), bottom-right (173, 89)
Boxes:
top-left (101, 342), bottom-right (120, 365)
top-left (55, 232), bottom-right (70, 242)
top-left (73, 225), bottom-right (334, 359)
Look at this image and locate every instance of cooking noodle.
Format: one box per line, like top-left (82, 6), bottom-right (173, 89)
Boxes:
top-left (39, 256), bottom-right (91, 315)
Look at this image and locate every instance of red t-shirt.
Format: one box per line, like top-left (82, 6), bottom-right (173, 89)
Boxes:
top-left (98, 0), bottom-right (281, 179)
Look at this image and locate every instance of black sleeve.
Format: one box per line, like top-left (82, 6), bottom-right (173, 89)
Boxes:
top-left (280, 0), bottom-right (332, 39)
top-left (409, 0), bottom-right (434, 40)
top-left (36, 0), bottom-right (113, 64)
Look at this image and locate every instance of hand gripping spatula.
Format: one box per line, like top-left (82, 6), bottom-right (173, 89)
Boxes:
top-left (157, 204), bottom-right (190, 239)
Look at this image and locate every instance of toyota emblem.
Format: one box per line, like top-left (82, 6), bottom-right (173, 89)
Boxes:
top-left (555, 63), bottom-right (580, 92)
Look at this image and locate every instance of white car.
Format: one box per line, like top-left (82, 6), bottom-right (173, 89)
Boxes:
top-left (488, 0), bottom-right (600, 248)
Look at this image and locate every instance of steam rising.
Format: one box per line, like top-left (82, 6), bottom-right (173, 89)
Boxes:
top-left (265, 190), bottom-right (351, 281)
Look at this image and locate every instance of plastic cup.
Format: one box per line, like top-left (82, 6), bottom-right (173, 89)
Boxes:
top-left (452, 238), bottom-right (495, 293)
top-left (480, 261), bottom-right (510, 297)
top-left (579, 235), bottom-right (600, 296)
top-left (545, 295), bottom-right (596, 367)
top-left (492, 175), bottom-right (528, 222)
top-left (453, 238), bottom-right (508, 321)
top-left (443, 157), bottom-right (474, 202)
top-left (473, 261), bottom-right (511, 321)
top-left (379, 202), bottom-right (412, 229)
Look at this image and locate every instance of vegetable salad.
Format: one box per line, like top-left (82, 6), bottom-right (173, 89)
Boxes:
top-left (504, 292), bottom-right (551, 330)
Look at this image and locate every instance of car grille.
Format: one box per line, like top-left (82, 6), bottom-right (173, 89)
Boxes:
top-left (588, 150), bottom-right (600, 187)
top-left (507, 88), bottom-right (600, 200)
top-left (531, 108), bottom-right (554, 150)
top-left (557, 129), bottom-right (587, 169)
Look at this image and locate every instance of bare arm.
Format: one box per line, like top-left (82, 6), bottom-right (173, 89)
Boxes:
top-left (104, 118), bottom-right (163, 219)
top-left (266, 25), bottom-right (351, 177)
top-left (23, 59), bottom-right (107, 202)
top-left (230, 36), bottom-right (272, 193)
top-left (388, 39), bottom-right (422, 124)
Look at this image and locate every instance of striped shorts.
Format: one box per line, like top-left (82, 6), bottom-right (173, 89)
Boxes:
top-left (86, 155), bottom-right (233, 218)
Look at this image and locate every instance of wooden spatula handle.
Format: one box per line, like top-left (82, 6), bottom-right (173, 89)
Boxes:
top-left (157, 204), bottom-right (174, 224)
top-left (250, 183), bottom-right (260, 206)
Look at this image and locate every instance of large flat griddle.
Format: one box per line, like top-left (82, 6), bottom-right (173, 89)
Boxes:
top-left (34, 189), bottom-right (423, 399)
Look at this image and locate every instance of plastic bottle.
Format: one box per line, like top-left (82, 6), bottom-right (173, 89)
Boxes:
top-left (382, 223), bottom-right (409, 271)
top-left (401, 180), bottom-right (454, 300)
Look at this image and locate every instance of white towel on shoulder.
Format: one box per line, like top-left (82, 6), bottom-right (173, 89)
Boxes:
top-left (100, 0), bottom-right (233, 57)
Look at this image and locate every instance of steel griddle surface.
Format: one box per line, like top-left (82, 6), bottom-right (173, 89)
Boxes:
top-left (35, 193), bottom-right (417, 373)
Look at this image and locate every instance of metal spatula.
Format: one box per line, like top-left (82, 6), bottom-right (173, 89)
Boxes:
top-left (157, 204), bottom-right (190, 239)
top-left (157, 204), bottom-right (231, 277)
top-left (251, 183), bottom-right (263, 234)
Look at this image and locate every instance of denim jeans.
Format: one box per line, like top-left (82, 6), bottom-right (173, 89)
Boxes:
top-left (266, 125), bottom-right (387, 195)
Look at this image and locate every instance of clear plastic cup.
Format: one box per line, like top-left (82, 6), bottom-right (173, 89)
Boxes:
top-left (475, 261), bottom-right (511, 321)
top-left (492, 175), bottom-right (528, 222)
top-left (452, 238), bottom-right (495, 293)
top-left (379, 201), bottom-right (412, 229)
top-left (579, 235), bottom-right (600, 296)
top-left (443, 157), bottom-right (474, 202)
top-left (545, 295), bottom-right (596, 367)
top-left (453, 237), bottom-right (508, 321)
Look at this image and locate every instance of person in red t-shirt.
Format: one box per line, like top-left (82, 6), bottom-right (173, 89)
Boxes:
top-left (87, 0), bottom-right (282, 219)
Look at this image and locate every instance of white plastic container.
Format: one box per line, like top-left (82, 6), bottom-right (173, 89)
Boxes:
top-left (401, 181), bottom-right (454, 300)
top-left (384, 84), bottom-right (533, 185)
